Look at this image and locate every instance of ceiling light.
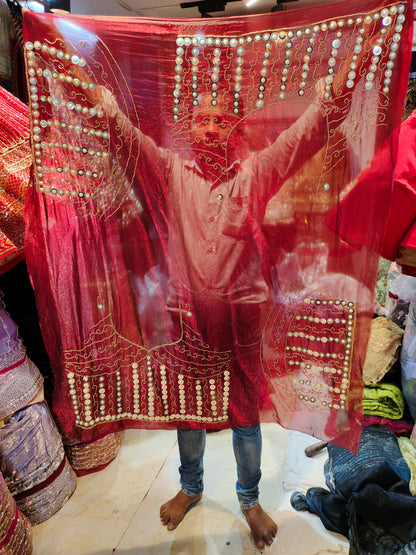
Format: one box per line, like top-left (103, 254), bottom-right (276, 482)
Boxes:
top-left (180, 0), bottom-right (239, 16)
top-left (270, 0), bottom-right (299, 12)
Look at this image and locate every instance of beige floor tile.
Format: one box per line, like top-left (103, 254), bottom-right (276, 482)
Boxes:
top-left (32, 429), bottom-right (177, 555)
top-left (31, 424), bottom-right (344, 555)
top-left (115, 424), bottom-right (289, 554)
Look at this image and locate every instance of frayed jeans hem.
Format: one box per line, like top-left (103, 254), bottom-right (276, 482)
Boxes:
top-left (181, 486), bottom-right (203, 498)
top-left (239, 499), bottom-right (259, 510)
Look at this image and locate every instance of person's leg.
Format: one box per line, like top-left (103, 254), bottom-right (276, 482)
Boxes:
top-left (160, 429), bottom-right (205, 530)
top-left (233, 424), bottom-right (262, 508)
top-left (177, 429), bottom-right (206, 496)
top-left (233, 425), bottom-right (277, 548)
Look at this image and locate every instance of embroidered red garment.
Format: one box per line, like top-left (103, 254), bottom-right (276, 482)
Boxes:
top-left (329, 107), bottom-right (416, 276)
top-left (0, 86), bottom-right (31, 272)
top-left (22, 0), bottom-right (412, 451)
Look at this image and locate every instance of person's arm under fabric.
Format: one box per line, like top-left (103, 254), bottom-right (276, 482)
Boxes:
top-left (396, 222), bottom-right (416, 275)
top-left (253, 79), bottom-right (341, 202)
top-left (253, 26), bottom-right (383, 203)
top-left (94, 87), bottom-right (174, 198)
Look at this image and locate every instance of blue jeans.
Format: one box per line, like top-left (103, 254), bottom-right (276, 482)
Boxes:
top-left (177, 424), bottom-right (262, 510)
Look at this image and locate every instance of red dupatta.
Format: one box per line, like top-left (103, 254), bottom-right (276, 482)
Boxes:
top-left (22, 0), bottom-right (412, 451)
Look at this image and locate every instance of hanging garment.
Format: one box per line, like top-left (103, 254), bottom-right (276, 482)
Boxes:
top-left (0, 86), bottom-right (31, 273)
top-left (22, 0), bottom-right (412, 451)
top-left (328, 104), bottom-right (416, 278)
top-left (0, 471), bottom-right (32, 555)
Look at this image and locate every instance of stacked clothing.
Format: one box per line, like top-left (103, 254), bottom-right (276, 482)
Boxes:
top-left (65, 432), bottom-right (122, 477)
top-left (0, 297), bottom-right (76, 525)
top-left (291, 266), bottom-right (416, 552)
top-left (0, 402), bottom-right (77, 525)
top-left (362, 382), bottom-right (405, 420)
top-left (0, 470), bottom-right (32, 555)
top-left (0, 296), bottom-right (43, 422)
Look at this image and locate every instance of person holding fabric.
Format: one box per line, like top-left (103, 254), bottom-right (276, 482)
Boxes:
top-left (92, 39), bottom-right (375, 547)
top-left (19, 5), bottom-right (411, 550)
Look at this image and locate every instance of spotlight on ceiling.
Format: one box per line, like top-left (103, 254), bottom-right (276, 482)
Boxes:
top-left (270, 0), bottom-right (299, 12)
top-left (180, 0), bottom-right (239, 17)
top-left (17, 0), bottom-right (70, 12)
top-left (242, 0), bottom-right (261, 6)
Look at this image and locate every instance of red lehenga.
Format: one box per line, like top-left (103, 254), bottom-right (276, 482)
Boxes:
top-left (22, 0), bottom-right (412, 450)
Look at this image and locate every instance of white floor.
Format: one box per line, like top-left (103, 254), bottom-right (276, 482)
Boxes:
top-left (31, 425), bottom-right (349, 554)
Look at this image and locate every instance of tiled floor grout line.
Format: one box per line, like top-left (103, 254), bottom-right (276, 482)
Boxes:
top-left (113, 437), bottom-right (179, 553)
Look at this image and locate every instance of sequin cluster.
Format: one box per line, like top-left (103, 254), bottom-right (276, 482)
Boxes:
top-left (65, 314), bottom-right (231, 428)
top-left (172, 3), bottom-right (406, 119)
top-left (286, 297), bottom-right (356, 410)
top-left (24, 40), bottom-right (108, 200)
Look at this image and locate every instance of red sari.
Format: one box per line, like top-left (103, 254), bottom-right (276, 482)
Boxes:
top-left (22, 0), bottom-right (413, 451)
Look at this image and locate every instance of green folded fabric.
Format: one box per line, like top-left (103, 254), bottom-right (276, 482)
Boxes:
top-left (362, 383), bottom-right (405, 420)
top-left (398, 437), bottom-right (416, 496)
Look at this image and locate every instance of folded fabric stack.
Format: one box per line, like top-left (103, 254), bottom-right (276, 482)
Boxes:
top-left (362, 415), bottom-right (413, 435)
top-left (65, 432), bottom-right (122, 476)
top-left (362, 382), bottom-right (405, 420)
top-left (0, 298), bottom-right (43, 422)
top-left (0, 401), bottom-right (77, 525)
top-left (0, 470), bottom-right (32, 555)
top-left (362, 316), bottom-right (404, 385)
top-left (0, 297), bottom-right (77, 525)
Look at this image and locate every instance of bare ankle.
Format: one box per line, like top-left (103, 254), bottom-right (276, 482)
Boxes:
top-left (242, 503), bottom-right (277, 549)
top-left (160, 490), bottom-right (202, 531)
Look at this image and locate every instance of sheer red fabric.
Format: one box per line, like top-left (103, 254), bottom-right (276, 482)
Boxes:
top-left (22, 0), bottom-right (412, 450)
top-left (328, 108), bottom-right (416, 276)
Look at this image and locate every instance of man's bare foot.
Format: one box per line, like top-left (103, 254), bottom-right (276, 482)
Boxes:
top-left (242, 504), bottom-right (277, 549)
top-left (160, 490), bottom-right (202, 531)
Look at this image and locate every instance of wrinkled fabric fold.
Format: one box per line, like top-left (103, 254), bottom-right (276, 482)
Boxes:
top-left (291, 426), bottom-right (416, 553)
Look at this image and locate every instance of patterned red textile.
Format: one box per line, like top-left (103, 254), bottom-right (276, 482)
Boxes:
top-left (22, 0), bottom-right (412, 451)
top-left (330, 107), bottom-right (416, 276)
top-left (0, 86), bottom-right (31, 272)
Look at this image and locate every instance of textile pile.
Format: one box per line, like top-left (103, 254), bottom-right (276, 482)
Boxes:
top-left (291, 262), bottom-right (416, 552)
